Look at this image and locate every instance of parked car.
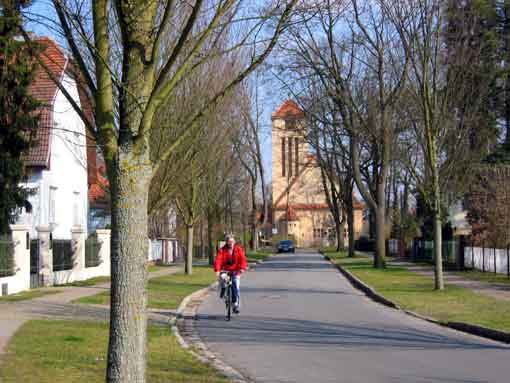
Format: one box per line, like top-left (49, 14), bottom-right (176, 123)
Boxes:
top-left (277, 240), bottom-right (295, 253)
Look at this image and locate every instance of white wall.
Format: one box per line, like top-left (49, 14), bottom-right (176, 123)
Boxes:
top-left (17, 70), bottom-right (88, 240)
top-left (464, 247), bottom-right (510, 275)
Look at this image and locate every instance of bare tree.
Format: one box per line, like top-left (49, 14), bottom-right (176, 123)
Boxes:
top-left (396, 0), bottom-right (493, 289)
top-left (278, 0), bottom-right (410, 266)
top-left (23, 1), bottom-right (297, 381)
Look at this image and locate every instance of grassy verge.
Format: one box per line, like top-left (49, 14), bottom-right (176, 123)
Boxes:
top-left (57, 276), bottom-right (111, 287)
top-left (325, 251), bottom-right (510, 333)
top-left (1, 320), bottom-right (228, 383)
top-left (452, 270), bottom-right (510, 285)
top-left (148, 264), bottom-right (177, 273)
top-left (246, 250), bottom-right (274, 263)
top-left (0, 289), bottom-right (61, 303)
top-left (74, 266), bottom-right (215, 309)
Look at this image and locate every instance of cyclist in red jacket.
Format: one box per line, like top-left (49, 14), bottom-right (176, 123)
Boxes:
top-left (214, 234), bottom-right (248, 313)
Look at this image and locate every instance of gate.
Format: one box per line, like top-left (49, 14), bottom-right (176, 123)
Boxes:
top-left (30, 239), bottom-right (41, 288)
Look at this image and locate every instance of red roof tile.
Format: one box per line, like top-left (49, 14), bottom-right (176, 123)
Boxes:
top-left (271, 100), bottom-right (304, 120)
top-left (25, 37), bottom-right (67, 168)
top-left (88, 165), bottom-right (109, 202)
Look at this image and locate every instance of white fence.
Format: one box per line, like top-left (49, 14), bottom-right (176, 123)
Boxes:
top-left (1, 225), bottom-right (182, 296)
top-left (148, 238), bottom-right (180, 264)
top-left (53, 228), bottom-right (111, 285)
top-left (464, 246), bottom-right (510, 275)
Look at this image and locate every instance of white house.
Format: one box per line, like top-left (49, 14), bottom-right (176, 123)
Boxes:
top-left (17, 37), bottom-right (89, 240)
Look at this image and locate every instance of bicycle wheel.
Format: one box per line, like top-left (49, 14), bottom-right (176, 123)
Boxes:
top-left (225, 283), bottom-right (232, 321)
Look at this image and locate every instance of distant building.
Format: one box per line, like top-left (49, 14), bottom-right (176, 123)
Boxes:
top-left (271, 100), bottom-right (364, 248)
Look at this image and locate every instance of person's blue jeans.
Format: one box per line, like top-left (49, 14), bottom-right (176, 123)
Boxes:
top-left (231, 274), bottom-right (240, 306)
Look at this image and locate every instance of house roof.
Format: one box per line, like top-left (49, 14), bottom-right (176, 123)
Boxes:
top-left (88, 165), bottom-right (109, 203)
top-left (271, 99), bottom-right (305, 121)
top-left (25, 37), bottom-right (67, 168)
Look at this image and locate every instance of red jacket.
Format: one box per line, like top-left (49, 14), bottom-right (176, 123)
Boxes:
top-left (214, 244), bottom-right (248, 273)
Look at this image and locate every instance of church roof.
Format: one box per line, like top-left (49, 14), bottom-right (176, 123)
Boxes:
top-left (271, 99), bottom-right (304, 120)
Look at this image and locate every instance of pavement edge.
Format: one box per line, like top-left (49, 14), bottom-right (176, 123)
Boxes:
top-left (321, 253), bottom-right (510, 345)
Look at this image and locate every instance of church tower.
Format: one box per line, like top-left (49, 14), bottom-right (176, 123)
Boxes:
top-left (271, 100), bottom-right (332, 247)
top-left (271, 100), bottom-right (365, 248)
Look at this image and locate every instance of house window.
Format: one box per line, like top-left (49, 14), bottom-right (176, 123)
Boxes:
top-left (49, 186), bottom-right (57, 225)
top-left (281, 137), bottom-right (286, 177)
top-left (313, 228), bottom-right (322, 239)
top-left (73, 191), bottom-right (80, 226)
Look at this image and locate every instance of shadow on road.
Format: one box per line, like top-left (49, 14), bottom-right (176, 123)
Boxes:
top-left (196, 315), bottom-right (508, 351)
top-left (257, 254), bottom-right (334, 272)
top-left (240, 286), bottom-right (363, 296)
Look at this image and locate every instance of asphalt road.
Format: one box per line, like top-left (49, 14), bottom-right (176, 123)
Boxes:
top-left (196, 251), bottom-right (510, 383)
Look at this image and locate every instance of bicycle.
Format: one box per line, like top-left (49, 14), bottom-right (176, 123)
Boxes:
top-left (219, 271), bottom-right (235, 321)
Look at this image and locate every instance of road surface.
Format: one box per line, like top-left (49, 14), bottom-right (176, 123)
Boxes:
top-left (196, 251), bottom-right (510, 383)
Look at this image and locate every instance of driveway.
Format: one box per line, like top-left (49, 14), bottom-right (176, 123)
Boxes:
top-left (196, 251), bottom-right (510, 383)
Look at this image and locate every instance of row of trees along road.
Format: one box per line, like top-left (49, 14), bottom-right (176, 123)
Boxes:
top-left (19, 0), bottom-right (298, 382)
top-left (277, 0), bottom-right (499, 289)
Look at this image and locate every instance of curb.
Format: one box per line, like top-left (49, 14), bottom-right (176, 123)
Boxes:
top-left (322, 254), bottom-right (510, 345)
top-left (170, 261), bottom-right (270, 383)
top-left (324, 255), bottom-right (399, 309)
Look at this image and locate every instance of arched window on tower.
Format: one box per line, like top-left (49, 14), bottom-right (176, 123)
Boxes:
top-left (295, 137), bottom-right (299, 175)
top-left (288, 136), bottom-right (293, 177)
top-left (281, 137), bottom-right (286, 177)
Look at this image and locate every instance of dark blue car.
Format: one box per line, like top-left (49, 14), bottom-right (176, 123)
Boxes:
top-left (277, 240), bottom-right (295, 253)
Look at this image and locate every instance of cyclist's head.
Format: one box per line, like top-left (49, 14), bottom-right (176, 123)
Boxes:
top-left (225, 234), bottom-right (235, 248)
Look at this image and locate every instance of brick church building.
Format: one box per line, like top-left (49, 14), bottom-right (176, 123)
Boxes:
top-left (271, 100), bottom-right (364, 248)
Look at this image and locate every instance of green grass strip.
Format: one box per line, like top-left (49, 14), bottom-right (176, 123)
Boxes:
top-left (1, 320), bottom-right (228, 383)
top-left (74, 266), bottom-right (216, 309)
top-left (0, 289), bottom-right (62, 303)
top-left (246, 251), bottom-right (274, 263)
top-left (326, 251), bottom-right (510, 333)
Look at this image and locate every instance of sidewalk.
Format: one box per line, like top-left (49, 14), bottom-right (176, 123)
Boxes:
top-left (0, 265), bottom-right (182, 356)
top-left (391, 260), bottom-right (510, 301)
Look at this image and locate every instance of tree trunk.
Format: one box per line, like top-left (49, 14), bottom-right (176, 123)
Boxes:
top-left (251, 211), bottom-right (258, 252)
top-left (334, 216), bottom-right (342, 252)
top-left (432, 165), bottom-right (444, 290)
top-left (106, 159), bottom-right (150, 383)
top-left (347, 198), bottom-right (355, 258)
top-left (374, 205), bottom-right (386, 268)
top-left (200, 220), bottom-right (205, 259)
top-left (369, 208), bottom-right (376, 239)
top-left (251, 177), bottom-right (258, 251)
top-left (207, 209), bottom-right (215, 266)
top-left (186, 224), bottom-right (193, 275)
top-left (372, 171), bottom-right (387, 268)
